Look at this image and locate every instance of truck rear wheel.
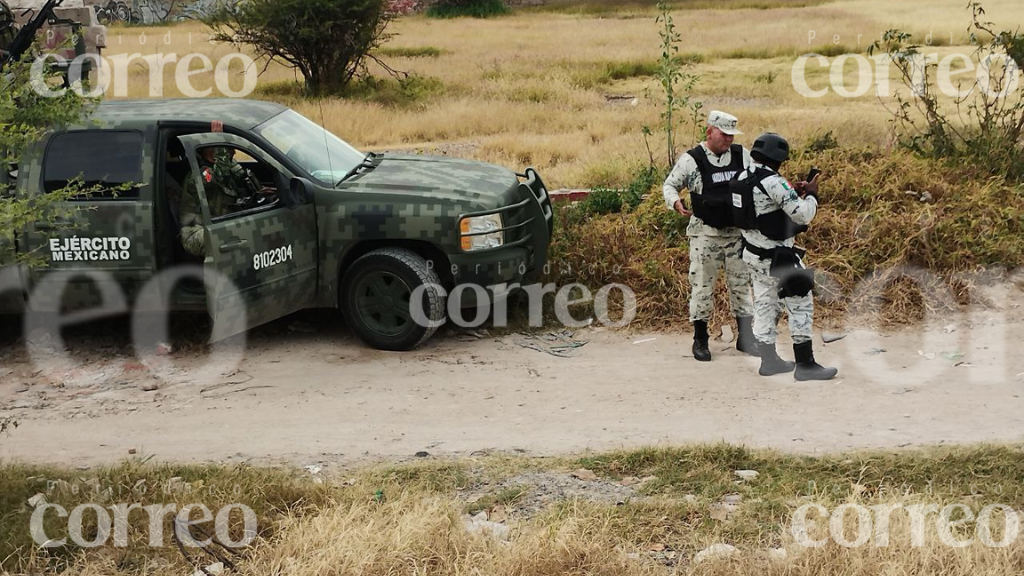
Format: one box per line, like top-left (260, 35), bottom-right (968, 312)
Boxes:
top-left (341, 248), bottom-right (446, 351)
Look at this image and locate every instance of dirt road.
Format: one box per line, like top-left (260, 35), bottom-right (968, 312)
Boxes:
top-left (1, 283), bottom-right (1023, 467)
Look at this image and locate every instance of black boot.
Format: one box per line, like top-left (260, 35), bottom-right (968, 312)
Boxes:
top-left (757, 341), bottom-right (795, 376)
top-left (692, 320), bottom-right (711, 362)
top-left (735, 316), bottom-right (760, 357)
top-left (793, 341), bottom-right (838, 381)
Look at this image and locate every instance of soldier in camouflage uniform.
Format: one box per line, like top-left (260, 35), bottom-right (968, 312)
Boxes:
top-left (663, 110), bottom-right (758, 362)
top-left (179, 146), bottom-right (261, 256)
top-left (734, 133), bottom-right (837, 381)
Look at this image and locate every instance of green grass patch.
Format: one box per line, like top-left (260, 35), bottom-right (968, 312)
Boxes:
top-left (567, 56), bottom-right (701, 89)
top-left (254, 75), bottom-right (444, 105)
top-left (523, 0), bottom-right (833, 15)
top-left (376, 46), bottom-right (447, 58)
top-left (716, 43), bottom-right (859, 59)
top-left (427, 0), bottom-right (509, 18)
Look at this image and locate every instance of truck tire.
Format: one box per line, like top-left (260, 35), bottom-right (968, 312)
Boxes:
top-left (341, 248), bottom-right (446, 351)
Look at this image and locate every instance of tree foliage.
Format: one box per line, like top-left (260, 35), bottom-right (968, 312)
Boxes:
top-left (1, 49), bottom-right (96, 267)
top-left (869, 2), bottom-right (1024, 181)
top-left (205, 0), bottom-right (398, 94)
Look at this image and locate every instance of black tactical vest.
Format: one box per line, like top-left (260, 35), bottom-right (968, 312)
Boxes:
top-left (729, 165), bottom-right (808, 241)
top-left (686, 143), bottom-right (744, 229)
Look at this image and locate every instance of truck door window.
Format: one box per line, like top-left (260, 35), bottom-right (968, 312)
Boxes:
top-left (43, 131), bottom-right (144, 199)
top-left (190, 145), bottom-right (281, 223)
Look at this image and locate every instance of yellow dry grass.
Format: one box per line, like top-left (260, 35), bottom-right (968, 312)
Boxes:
top-left (94, 0), bottom-right (1024, 189)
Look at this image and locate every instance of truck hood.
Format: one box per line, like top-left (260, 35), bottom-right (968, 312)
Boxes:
top-left (339, 154), bottom-right (521, 208)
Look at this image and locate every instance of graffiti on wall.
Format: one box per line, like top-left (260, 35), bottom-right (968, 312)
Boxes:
top-left (91, 0), bottom-right (222, 25)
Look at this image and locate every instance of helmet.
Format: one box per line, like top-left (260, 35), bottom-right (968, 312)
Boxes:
top-left (752, 132), bottom-right (790, 164)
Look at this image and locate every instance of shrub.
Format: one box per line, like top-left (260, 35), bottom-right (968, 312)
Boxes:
top-left (205, 0), bottom-right (398, 94)
top-left (426, 0), bottom-right (509, 19)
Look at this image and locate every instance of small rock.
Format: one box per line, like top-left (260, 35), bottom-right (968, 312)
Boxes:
top-left (463, 516), bottom-right (510, 541)
top-left (304, 465), bottom-right (322, 475)
top-left (920, 191), bottom-right (933, 203)
top-left (344, 478), bottom-right (358, 486)
top-left (155, 342), bottom-right (173, 356)
top-left (75, 465), bottom-right (90, 471)
top-left (719, 325), bottom-right (735, 344)
top-left (626, 552), bottom-right (640, 560)
top-left (734, 470), bottom-right (759, 481)
top-left (140, 382), bottom-right (159, 392)
top-left (191, 562), bottom-right (224, 576)
top-left (865, 347), bottom-right (886, 355)
top-left (620, 476), bottom-right (640, 487)
top-left (709, 504), bottom-right (735, 521)
top-left (722, 493), bottom-right (744, 504)
top-left (414, 451), bottom-right (430, 458)
top-left (768, 547), bottom-right (787, 560)
top-left (693, 543), bottom-right (738, 565)
top-left (14, 383), bottom-right (29, 393)
top-left (27, 493), bottom-right (47, 508)
top-left (648, 543), bottom-right (666, 552)
top-left (571, 468), bottom-right (598, 482)
top-left (822, 332), bottom-right (847, 343)
top-left (683, 494), bottom-right (699, 504)
top-left (128, 448), bottom-right (137, 455)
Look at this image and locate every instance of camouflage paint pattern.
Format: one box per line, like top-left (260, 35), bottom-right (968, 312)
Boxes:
top-left (737, 163), bottom-right (820, 346)
top-left (744, 252), bottom-right (813, 345)
top-left (688, 234), bottom-right (754, 322)
top-left (8, 99), bottom-right (552, 335)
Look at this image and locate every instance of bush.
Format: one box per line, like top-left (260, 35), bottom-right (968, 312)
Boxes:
top-left (426, 0), bottom-right (509, 19)
top-left (869, 3), bottom-right (1024, 181)
top-left (205, 0), bottom-right (397, 94)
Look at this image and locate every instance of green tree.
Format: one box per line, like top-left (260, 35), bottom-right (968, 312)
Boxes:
top-left (1, 49), bottom-right (97, 267)
top-left (205, 0), bottom-right (398, 95)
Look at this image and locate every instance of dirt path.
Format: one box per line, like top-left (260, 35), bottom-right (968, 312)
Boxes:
top-left (1, 283), bottom-right (1023, 468)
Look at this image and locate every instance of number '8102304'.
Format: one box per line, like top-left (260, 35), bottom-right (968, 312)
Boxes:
top-left (253, 246), bottom-right (294, 271)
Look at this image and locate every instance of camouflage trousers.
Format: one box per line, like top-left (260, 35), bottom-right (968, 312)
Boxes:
top-left (745, 251), bottom-right (813, 345)
top-left (688, 234), bottom-right (754, 322)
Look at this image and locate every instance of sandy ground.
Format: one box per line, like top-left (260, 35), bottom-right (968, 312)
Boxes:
top-left (1, 282), bottom-right (1023, 468)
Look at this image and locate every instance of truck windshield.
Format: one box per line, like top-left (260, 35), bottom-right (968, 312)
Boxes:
top-left (254, 110), bottom-right (365, 187)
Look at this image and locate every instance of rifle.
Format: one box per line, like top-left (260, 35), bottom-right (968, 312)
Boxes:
top-left (0, 0), bottom-right (66, 71)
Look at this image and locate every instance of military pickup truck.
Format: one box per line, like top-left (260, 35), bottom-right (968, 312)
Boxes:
top-left (0, 99), bottom-right (553, 350)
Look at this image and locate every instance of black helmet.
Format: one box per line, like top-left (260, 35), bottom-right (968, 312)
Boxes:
top-left (752, 132), bottom-right (790, 164)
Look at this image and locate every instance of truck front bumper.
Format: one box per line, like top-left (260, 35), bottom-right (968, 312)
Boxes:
top-left (448, 168), bottom-right (553, 306)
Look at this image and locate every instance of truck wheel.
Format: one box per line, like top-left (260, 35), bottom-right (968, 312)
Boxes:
top-left (341, 248), bottom-right (446, 351)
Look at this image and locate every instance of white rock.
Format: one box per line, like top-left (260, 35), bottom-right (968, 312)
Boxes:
top-left (27, 493), bottom-right (47, 508)
top-left (734, 470), bottom-right (759, 481)
top-left (683, 494), bottom-right (699, 504)
top-left (768, 547), bottom-right (787, 560)
top-left (693, 543), bottom-right (738, 565)
top-left (719, 325), bottom-right (735, 343)
top-left (464, 517), bottom-right (511, 541)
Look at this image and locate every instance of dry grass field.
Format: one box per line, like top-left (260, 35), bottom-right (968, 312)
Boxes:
top-left (97, 0), bottom-right (1024, 189)
top-left (5, 445), bottom-right (1024, 575)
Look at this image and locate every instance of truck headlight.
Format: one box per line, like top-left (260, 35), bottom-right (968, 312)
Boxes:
top-left (459, 214), bottom-right (503, 251)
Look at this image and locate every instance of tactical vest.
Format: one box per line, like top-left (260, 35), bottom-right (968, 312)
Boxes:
top-left (686, 143), bottom-right (744, 229)
top-left (729, 165), bottom-right (808, 241)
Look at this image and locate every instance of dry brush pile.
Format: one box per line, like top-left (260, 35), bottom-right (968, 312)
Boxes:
top-left (547, 149), bottom-right (1024, 332)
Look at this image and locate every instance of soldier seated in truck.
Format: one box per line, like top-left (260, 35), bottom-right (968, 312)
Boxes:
top-left (178, 145), bottom-right (264, 257)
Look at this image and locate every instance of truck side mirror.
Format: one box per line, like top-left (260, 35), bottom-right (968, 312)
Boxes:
top-left (285, 177), bottom-right (314, 209)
